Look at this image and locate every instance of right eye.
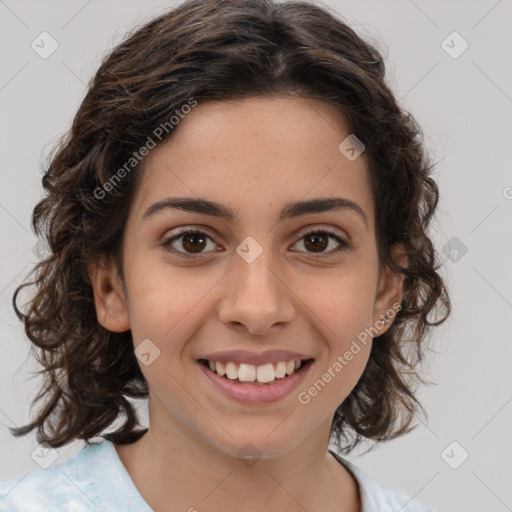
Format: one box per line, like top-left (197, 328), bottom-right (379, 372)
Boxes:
top-left (161, 229), bottom-right (220, 259)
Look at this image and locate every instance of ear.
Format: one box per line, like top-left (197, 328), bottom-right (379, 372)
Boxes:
top-left (371, 244), bottom-right (408, 337)
top-left (88, 255), bottom-right (130, 332)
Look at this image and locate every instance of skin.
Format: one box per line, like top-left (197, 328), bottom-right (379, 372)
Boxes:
top-left (89, 96), bottom-right (406, 512)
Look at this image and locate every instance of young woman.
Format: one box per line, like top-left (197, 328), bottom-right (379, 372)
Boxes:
top-left (0, 0), bottom-right (450, 510)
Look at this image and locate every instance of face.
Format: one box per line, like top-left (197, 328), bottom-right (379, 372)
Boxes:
top-left (89, 96), bottom-right (404, 460)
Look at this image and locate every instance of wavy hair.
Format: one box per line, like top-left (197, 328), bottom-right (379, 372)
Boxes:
top-left (10, 0), bottom-right (450, 452)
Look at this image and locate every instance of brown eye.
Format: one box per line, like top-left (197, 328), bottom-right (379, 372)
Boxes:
top-left (303, 232), bottom-right (329, 253)
top-left (181, 232), bottom-right (208, 253)
top-left (162, 227), bottom-right (350, 260)
top-left (162, 229), bottom-right (218, 258)
top-left (292, 229), bottom-right (349, 258)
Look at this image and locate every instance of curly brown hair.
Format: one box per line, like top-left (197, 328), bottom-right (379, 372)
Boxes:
top-left (10, 0), bottom-right (450, 453)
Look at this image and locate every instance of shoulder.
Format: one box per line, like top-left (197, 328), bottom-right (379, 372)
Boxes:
top-left (0, 441), bottom-right (110, 511)
top-left (329, 450), bottom-right (435, 512)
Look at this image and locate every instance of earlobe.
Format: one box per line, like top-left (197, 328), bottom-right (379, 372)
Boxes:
top-left (372, 244), bottom-right (408, 336)
top-left (88, 256), bottom-right (131, 333)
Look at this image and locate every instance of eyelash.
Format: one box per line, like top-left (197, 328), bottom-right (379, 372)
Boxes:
top-left (161, 227), bottom-right (350, 260)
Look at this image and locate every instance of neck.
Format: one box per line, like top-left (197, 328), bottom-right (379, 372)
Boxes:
top-left (114, 404), bottom-right (360, 512)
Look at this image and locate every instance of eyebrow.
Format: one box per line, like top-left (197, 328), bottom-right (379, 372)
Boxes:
top-left (142, 196), bottom-right (368, 227)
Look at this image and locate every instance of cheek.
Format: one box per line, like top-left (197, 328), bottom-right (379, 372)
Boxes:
top-left (293, 264), bottom-right (378, 337)
top-left (296, 284), bottom-right (374, 413)
top-left (308, 291), bottom-right (374, 400)
top-left (291, 264), bottom-right (377, 397)
top-left (124, 256), bottom-right (217, 354)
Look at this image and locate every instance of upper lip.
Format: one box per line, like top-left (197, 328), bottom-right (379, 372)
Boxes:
top-left (197, 349), bottom-right (314, 366)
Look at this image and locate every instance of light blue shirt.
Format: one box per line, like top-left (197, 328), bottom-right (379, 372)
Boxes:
top-left (0, 439), bottom-right (433, 511)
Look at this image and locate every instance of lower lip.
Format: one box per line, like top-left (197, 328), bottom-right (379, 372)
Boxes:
top-left (197, 360), bottom-right (313, 404)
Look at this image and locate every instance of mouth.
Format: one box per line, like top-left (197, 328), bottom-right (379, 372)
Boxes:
top-left (197, 358), bottom-right (315, 385)
top-left (196, 357), bottom-right (315, 404)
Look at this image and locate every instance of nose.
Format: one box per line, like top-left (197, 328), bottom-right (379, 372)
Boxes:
top-left (217, 251), bottom-right (295, 336)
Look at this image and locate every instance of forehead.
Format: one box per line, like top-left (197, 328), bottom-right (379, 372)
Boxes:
top-left (129, 96), bottom-right (374, 228)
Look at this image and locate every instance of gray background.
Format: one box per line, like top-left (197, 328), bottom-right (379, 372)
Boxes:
top-left (1, 1), bottom-right (511, 511)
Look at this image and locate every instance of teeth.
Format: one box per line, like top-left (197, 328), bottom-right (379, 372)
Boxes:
top-left (225, 362), bottom-right (238, 380)
top-left (275, 361), bottom-right (287, 378)
top-left (238, 363), bottom-right (256, 382)
top-left (257, 363), bottom-right (275, 383)
top-left (216, 361), bottom-right (226, 377)
top-left (205, 358), bottom-right (306, 383)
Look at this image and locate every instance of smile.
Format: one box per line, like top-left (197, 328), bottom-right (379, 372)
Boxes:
top-left (201, 358), bottom-right (312, 384)
top-left (197, 358), bottom-right (314, 403)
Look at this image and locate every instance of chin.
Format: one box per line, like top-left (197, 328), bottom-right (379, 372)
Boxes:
top-left (205, 428), bottom-right (306, 463)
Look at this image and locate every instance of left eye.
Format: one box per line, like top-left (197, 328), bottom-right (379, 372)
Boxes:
top-left (162, 228), bottom-right (349, 259)
top-left (291, 229), bottom-right (349, 257)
